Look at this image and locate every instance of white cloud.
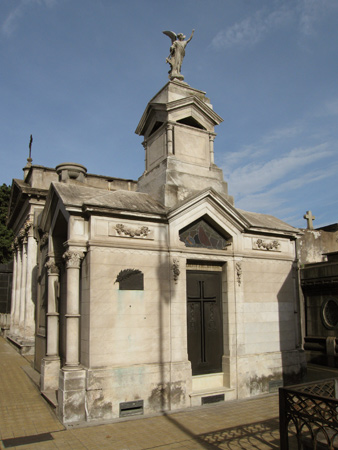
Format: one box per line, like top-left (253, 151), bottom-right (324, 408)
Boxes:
top-left (211, 6), bottom-right (292, 49)
top-left (222, 125), bottom-right (304, 169)
top-left (323, 99), bottom-right (338, 116)
top-left (235, 162), bottom-right (337, 217)
top-left (261, 125), bottom-right (303, 145)
top-left (223, 143), bottom-right (334, 198)
top-left (297, 0), bottom-right (331, 37)
top-left (211, 0), bottom-right (338, 50)
top-left (2, 0), bottom-right (56, 37)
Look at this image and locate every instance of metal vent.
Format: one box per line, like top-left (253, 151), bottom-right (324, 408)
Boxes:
top-left (201, 394), bottom-right (225, 405)
top-left (119, 400), bottom-right (144, 417)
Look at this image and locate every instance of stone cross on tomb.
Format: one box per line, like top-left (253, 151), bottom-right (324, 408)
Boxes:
top-left (303, 210), bottom-right (315, 229)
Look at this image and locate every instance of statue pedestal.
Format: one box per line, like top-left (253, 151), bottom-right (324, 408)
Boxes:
top-left (170, 73), bottom-right (184, 81)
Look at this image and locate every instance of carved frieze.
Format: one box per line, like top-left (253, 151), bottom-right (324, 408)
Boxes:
top-left (110, 223), bottom-right (154, 239)
top-left (253, 239), bottom-right (281, 252)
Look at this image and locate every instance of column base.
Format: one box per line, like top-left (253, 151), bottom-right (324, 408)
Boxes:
top-left (41, 357), bottom-right (60, 392)
top-left (58, 368), bottom-right (86, 424)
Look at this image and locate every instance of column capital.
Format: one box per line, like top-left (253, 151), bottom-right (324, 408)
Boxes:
top-left (39, 232), bottom-right (49, 249)
top-left (45, 259), bottom-right (60, 275)
top-left (63, 250), bottom-right (85, 268)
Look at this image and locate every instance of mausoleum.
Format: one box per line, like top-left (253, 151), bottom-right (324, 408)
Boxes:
top-left (7, 33), bottom-right (306, 424)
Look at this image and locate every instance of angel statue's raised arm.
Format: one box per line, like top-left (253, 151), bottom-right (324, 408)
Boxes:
top-left (162, 29), bottom-right (194, 81)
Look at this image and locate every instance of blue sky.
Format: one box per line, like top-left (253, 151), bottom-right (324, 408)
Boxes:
top-left (1, 0), bottom-right (337, 228)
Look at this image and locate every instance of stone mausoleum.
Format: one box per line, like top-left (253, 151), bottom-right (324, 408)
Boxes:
top-left (7, 44), bottom-right (306, 424)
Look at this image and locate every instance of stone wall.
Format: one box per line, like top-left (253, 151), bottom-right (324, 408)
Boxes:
top-left (297, 226), bottom-right (338, 264)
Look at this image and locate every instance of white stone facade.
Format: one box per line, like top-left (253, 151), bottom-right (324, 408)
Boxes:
top-left (7, 80), bottom-right (306, 425)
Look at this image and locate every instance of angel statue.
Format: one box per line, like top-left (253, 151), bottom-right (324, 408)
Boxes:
top-left (163, 29), bottom-right (195, 81)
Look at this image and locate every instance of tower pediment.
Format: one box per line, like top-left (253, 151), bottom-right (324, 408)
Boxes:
top-left (136, 81), bottom-right (231, 208)
top-left (136, 94), bottom-right (223, 138)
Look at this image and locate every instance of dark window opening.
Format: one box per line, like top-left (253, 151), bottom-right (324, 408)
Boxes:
top-left (149, 121), bottom-right (164, 136)
top-left (177, 116), bottom-right (206, 130)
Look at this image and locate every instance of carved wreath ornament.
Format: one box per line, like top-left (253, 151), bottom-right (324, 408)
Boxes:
top-left (255, 239), bottom-right (280, 251)
top-left (115, 224), bottom-right (150, 238)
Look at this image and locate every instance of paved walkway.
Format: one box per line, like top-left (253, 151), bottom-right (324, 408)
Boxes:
top-left (1, 336), bottom-right (336, 450)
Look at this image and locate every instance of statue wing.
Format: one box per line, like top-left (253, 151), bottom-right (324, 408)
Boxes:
top-left (163, 30), bottom-right (177, 43)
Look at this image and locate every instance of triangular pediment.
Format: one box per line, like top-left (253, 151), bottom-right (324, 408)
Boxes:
top-left (7, 179), bottom-right (49, 230)
top-left (136, 96), bottom-right (223, 137)
top-left (135, 81), bottom-right (223, 138)
top-left (168, 188), bottom-right (249, 233)
top-left (39, 183), bottom-right (70, 236)
top-left (168, 188), bottom-right (300, 240)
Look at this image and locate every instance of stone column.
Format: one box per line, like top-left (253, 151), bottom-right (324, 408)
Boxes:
top-left (62, 249), bottom-right (84, 369)
top-left (58, 249), bottom-right (86, 424)
top-left (41, 257), bottom-right (60, 392)
top-left (167, 124), bottom-right (174, 155)
top-left (45, 259), bottom-right (60, 358)
top-left (10, 244), bottom-right (18, 334)
top-left (142, 141), bottom-right (148, 172)
top-left (19, 238), bottom-right (28, 337)
top-left (24, 220), bottom-right (36, 339)
top-left (209, 134), bottom-right (215, 165)
top-left (168, 255), bottom-right (191, 411)
top-left (13, 244), bottom-right (22, 336)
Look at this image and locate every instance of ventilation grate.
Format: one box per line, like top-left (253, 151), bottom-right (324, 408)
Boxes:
top-left (202, 394), bottom-right (225, 405)
top-left (119, 400), bottom-right (144, 417)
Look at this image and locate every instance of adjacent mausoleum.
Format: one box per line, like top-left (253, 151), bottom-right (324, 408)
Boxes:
top-left (297, 220), bottom-right (338, 366)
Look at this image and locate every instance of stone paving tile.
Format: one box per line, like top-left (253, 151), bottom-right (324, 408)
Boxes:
top-left (0, 336), bottom-right (283, 450)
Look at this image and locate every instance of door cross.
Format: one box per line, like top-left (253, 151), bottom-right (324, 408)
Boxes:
top-left (188, 280), bottom-right (216, 363)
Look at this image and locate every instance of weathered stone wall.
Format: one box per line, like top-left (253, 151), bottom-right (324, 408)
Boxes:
top-left (297, 228), bottom-right (338, 264)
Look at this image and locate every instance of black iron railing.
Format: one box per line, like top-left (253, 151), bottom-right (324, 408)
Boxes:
top-left (279, 378), bottom-right (338, 449)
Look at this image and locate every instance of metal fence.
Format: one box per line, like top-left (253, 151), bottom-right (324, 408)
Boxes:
top-left (279, 378), bottom-right (338, 449)
top-left (0, 313), bottom-right (10, 337)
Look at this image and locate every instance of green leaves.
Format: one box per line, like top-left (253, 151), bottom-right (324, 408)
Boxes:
top-left (0, 184), bottom-right (14, 264)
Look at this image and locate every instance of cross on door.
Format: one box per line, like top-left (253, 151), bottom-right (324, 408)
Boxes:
top-left (188, 280), bottom-right (217, 363)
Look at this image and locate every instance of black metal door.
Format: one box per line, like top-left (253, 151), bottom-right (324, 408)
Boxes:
top-left (187, 271), bottom-right (223, 375)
